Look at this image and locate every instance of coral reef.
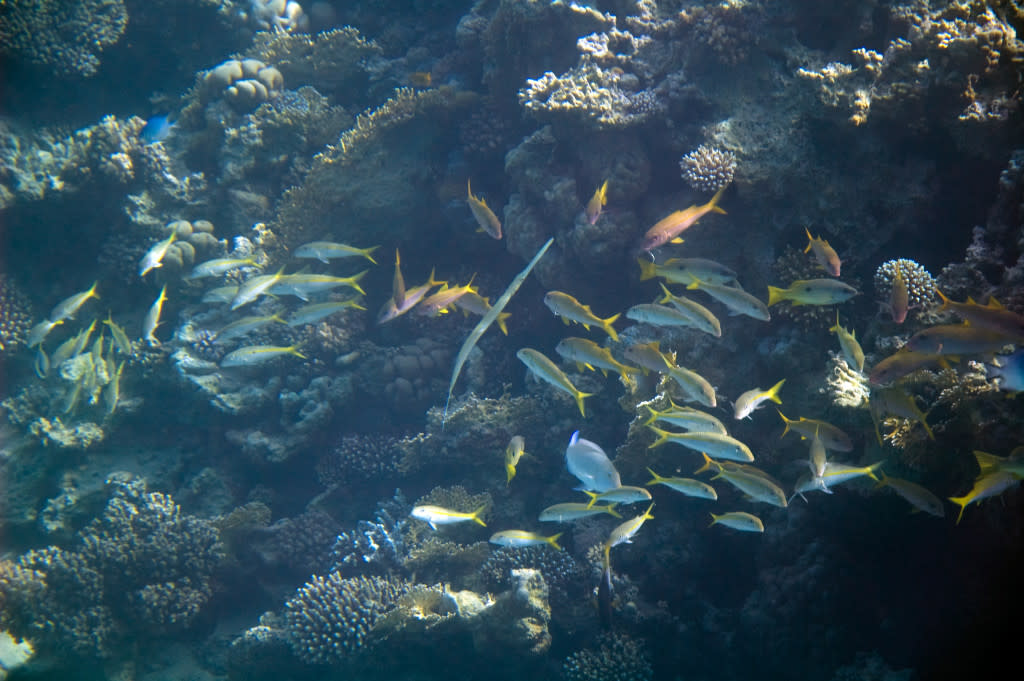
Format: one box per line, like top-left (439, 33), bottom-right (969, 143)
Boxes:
top-left (472, 568), bottom-right (552, 657)
top-left (247, 26), bottom-right (379, 95)
top-left (823, 353), bottom-right (871, 409)
top-left (0, 480), bottom-right (223, 658)
top-left (874, 258), bottom-right (937, 321)
top-left (331, 493), bottom-right (408, 576)
top-left (0, 0), bottom-right (127, 77)
top-left (316, 433), bottom-right (406, 486)
top-left (679, 144), bottom-right (737, 193)
top-left (562, 632), bottom-right (653, 681)
top-left (0, 275), bottom-right (32, 357)
top-left (283, 573), bottom-right (412, 665)
top-left (251, 509), bottom-right (342, 579)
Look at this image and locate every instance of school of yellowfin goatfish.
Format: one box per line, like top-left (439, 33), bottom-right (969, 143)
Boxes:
top-left (24, 176), bottom-right (1024, 612)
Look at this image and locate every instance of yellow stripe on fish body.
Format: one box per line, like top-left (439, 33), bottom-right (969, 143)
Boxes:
top-left (638, 257), bottom-right (736, 286)
top-left (139, 233), bottom-right (177, 277)
top-left (709, 511), bottom-right (764, 533)
top-left (543, 291), bottom-right (621, 341)
top-left (489, 530), bottom-right (562, 550)
top-left (711, 467), bottom-right (788, 507)
top-left (767, 279), bottom-right (859, 307)
top-left (642, 402), bottom-right (728, 434)
top-left (28, 319), bottom-right (62, 348)
top-left (143, 286), bottom-right (168, 347)
top-left (271, 271), bottom-right (368, 300)
top-left (220, 344), bottom-right (306, 367)
top-left (103, 313), bottom-right (133, 355)
top-left (294, 241), bottom-right (379, 264)
top-left (50, 281), bottom-right (100, 323)
top-left (214, 314), bottom-right (288, 343)
top-left (287, 299), bottom-right (365, 326)
top-left (868, 387), bottom-right (934, 440)
top-left (733, 379), bottom-right (785, 420)
top-left (467, 179), bottom-right (502, 240)
top-left (232, 268), bottom-right (286, 310)
top-left (538, 502), bottom-right (622, 522)
top-left (647, 426), bottom-right (754, 462)
top-left (583, 486), bottom-right (652, 508)
top-left (949, 471), bottom-right (1021, 525)
top-left (605, 503), bottom-right (654, 551)
top-left (516, 348), bottom-right (593, 417)
top-left (645, 468), bottom-right (718, 500)
top-left (411, 504), bottom-right (488, 530)
top-left (555, 337), bottom-right (639, 379)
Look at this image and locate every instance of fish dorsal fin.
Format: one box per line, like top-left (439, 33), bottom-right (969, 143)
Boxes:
top-left (987, 297), bottom-right (1005, 309)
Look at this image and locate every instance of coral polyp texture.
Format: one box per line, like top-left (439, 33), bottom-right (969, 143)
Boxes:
top-left (874, 258), bottom-right (937, 316)
top-left (0, 275), bottom-right (32, 356)
top-left (679, 144), bottom-right (737, 193)
top-left (0, 0), bottom-right (127, 77)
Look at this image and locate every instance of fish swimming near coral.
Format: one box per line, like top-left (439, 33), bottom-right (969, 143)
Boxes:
top-left (467, 179), bottom-right (502, 239)
top-left (411, 504), bottom-right (487, 530)
top-left (565, 431), bottom-right (621, 493)
top-left (868, 348), bottom-right (944, 385)
top-left (294, 241), bottom-right (379, 264)
top-left (50, 281), bottom-right (99, 323)
top-left (804, 227), bottom-right (841, 277)
top-left (517, 348), bottom-right (593, 417)
top-left (142, 286), bottom-right (168, 346)
top-left (733, 379), bottom-right (785, 420)
top-left (544, 291), bottom-right (621, 341)
top-left (504, 435), bottom-right (526, 486)
top-left (555, 337), bottom-right (640, 380)
top-left (489, 530), bottom-right (562, 550)
top-left (767, 279), bottom-right (859, 306)
top-left (686, 278), bottom-right (770, 321)
top-left (139, 114), bottom-right (175, 144)
top-left (948, 471), bottom-right (1020, 525)
top-left (777, 411), bottom-right (853, 452)
top-left (220, 344), bottom-right (306, 367)
top-left (585, 180), bottom-right (608, 224)
top-left (876, 473), bottom-right (945, 517)
top-left (186, 257), bottom-right (260, 280)
top-left (538, 502), bottom-right (621, 522)
top-left (904, 324), bottom-right (1021, 356)
top-left (139, 233), bottom-right (177, 278)
top-left (934, 290), bottom-right (1024, 338)
top-left (830, 312), bottom-right (865, 373)
top-left (638, 257), bottom-right (736, 287)
top-left (640, 186), bottom-right (726, 251)
top-left (583, 486), bottom-right (652, 508)
top-left (647, 427), bottom-right (754, 462)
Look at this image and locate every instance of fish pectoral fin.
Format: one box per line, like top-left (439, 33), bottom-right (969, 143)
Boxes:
top-left (670, 237), bottom-right (684, 244)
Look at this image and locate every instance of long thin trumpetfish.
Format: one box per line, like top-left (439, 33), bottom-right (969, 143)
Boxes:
top-left (443, 238), bottom-right (554, 427)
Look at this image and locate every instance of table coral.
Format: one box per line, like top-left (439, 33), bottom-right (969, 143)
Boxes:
top-left (0, 0), bottom-right (127, 77)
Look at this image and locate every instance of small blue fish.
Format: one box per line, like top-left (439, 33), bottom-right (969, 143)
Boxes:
top-left (140, 115), bottom-right (174, 144)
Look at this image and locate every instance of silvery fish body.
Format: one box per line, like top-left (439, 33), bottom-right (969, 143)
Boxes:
top-left (565, 431), bottom-right (621, 492)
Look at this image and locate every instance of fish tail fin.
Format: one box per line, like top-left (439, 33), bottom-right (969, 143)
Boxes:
top-left (583, 490), bottom-right (599, 509)
top-left (804, 227), bottom-right (814, 252)
top-left (602, 313), bottom-right (621, 341)
top-left (685, 276), bottom-right (703, 291)
top-left (505, 464), bottom-right (515, 486)
top-left (637, 258), bottom-right (658, 281)
top-left (776, 409), bottom-right (792, 437)
top-left (574, 390), bottom-right (593, 418)
top-left (288, 345), bottom-right (307, 360)
top-left (347, 270), bottom-right (369, 295)
top-left (829, 310), bottom-right (841, 333)
top-left (470, 505), bottom-right (487, 527)
top-left (547, 533), bottom-right (564, 550)
top-left (766, 379), bottom-right (786, 404)
top-left (973, 450), bottom-right (1002, 474)
top-left (693, 452), bottom-right (716, 475)
top-left (605, 504), bottom-right (622, 518)
top-left (865, 461), bottom-right (885, 482)
top-left (645, 467), bottom-right (662, 486)
top-left (362, 246), bottom-right (380, 264)
top-left (707, 186), bottom-right (727, 214)
top-left (767, 286), bottom-right (787, 307)
top-left (642, 405), bottom-right (660, 427)
top-left (646, 427), bottom-right (668, 449)
top-left (657, 282), bottom-right (674, 304)
top-left (948, 495), bottom-right (969, 525)
top-left (708, 513), bottom-right (721, 527)
top-left (496, 312), bottom-right (511, 335)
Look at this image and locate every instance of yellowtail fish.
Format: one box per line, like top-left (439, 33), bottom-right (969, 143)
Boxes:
top-left (104, 360), bottom-right (126, 415)
top-left (231, 268), bottom-right (286, 310)
top-left (876, 473), bottom-right (944, 517)
top-left (411, 504), bottom-right (487, 530)
top-left (565, 431), bottom-right (621, 492)
top-left (584, 486), bottom-right (652, 508)
top-left (585, 179), bottom-right (608, 224)
top-left (543, 291), bottom-right (621, 341)
top-left (621, 341), bottom-right (716, 406)
top-left (709, 511), bottom-right (764, 533)
top-left (809, 431), bottom-right (827, 478)
top-left (517, 348), bottom-right (593, 417)
top-left (50, 326), bottom-right (83, 369)
top-left (378, 268), bottom-right (446, 323)
top-left (804, 228), bottom-right (841, 277)
top-left (443, 239), bottom-right (553, 425)
top-left (622, 340), bottom-right (674, 375)
top-left (655, 284), bottom-right (722, 337)
top-left (271, 271), bottom-right (367, 300)
top-left (453, 291), bottom-right (511, 335)
top-left (417, 277), bottom-right (478, 317)
top-left (767, 279), bottom-right (859, 306)
top-left (986, 349), bottom-right (1024, 392)
top-left (186, 257), bottom-right (259, 280)
top-left (504, 435), bottom-right (526, 486)
top-left (220, 344), bottom-right (306, 367)
top-left (143, 286), bottom-right (168, 346)
top-left (626, 302), bottom-right (720, 337)
top-left (391, 249), bottom-right (406, 308)
top-left (777, 411), bottom-right (853, 452)
top-left (905, 324), bottom-right (1021, 356)
top-left (869, 386), bottom-right (934, 441)
top-left (28, 319), bottom-right (62, 348)
top-left (539, 502), bottom-right (621, 522)
top-left (949, 471), bottom-right (1021, 525)
top-left (604, 503), bottom-right (655, 551)
top-left (70, 319), bottom-right (97, 358)
top-left (694, 453), bottom-right (784, 487)
top-left (973, 449), bottom-right (1024, 478)
top-left (640, 186), bottom-right (726, 251)
top-left (294, 241), bottom-right (379, 264)
top-left (287, 299), bottom-right (365, 326)
top-left (139, 233), bottom-right (177, 277)
top-left (686, 278), bottom-right (770, 321)
top-left (645, 468), bottom-right (717, 500)
top-left (830, 312), bottom-right (865, 373)
top-left (638, 257), bottom-right (736, 286)
top-left (711, 467), bottom-right (788, 507)
top-left (888, 268), bottom-right (909, 323)
top-left (467, 179), bottom-right (502, 239)
top-left (733, 379), bottom-right (785, 420)
top-left (50, 281), bottom-right (99, 323)
top-left (213, 314), bottom-right (287, 343)
top-left (203, 285), bottom-right (239, 304)
top-left (489, 530), bottom-right (562, 550)
top-left (642, 400), bottom-right (728, 434)
top-left (816, 461), bottom-right (883, 488)
top-left (555, 337), bottom-right (640, 379)
top-left (103, 314), bottom-right (133, 355)
top-left (934, 290), bottom-right (1024, 338)
top-left (868, 348), bottom-right (943, 385)
top-left (647, 426), bottom-right (754, 462)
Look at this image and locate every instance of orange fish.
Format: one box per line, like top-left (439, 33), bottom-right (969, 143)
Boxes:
top-left (640, 186), bottom-right (726, 251)
top-left (467, 180), bottom-right (502, 240)
top-left (804, 228), bottom-right (841, 277)
top-left (889, 269), bottom-right (909, 323)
